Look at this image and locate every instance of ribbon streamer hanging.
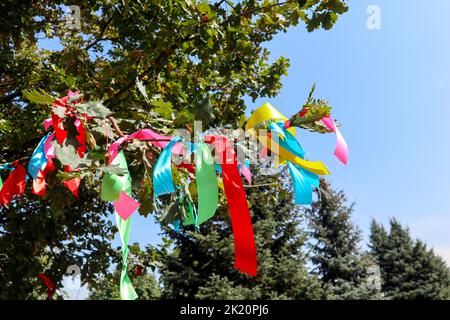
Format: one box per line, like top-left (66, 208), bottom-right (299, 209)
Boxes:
top-left (321, 116), bottom-right (348, 165)
top-left (28, 133), bottom-right (51, 180)
top-left (108, 129), bottom-right (182, 165)
top-left (101, 151), bottom-right (138, 300)
top-left (246, 103), bottom-right (330, 175)
top-left (205, 135), bottom-right (257, 276)
top-left (153, 137), bottom-right (182, 197)
top-left (195, 141), bottom-right (218, 226)
top-left (268, 121), bottom-right (319, 205)
top-left (0, 163), bottom-right (27, 207)
top-left (37, 274), bottom-right (56, 300)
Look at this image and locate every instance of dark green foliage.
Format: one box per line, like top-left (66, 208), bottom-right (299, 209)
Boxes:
top-left (0, 187), bottom-right (115, 299)
top-left (1, 0), bottom-right (349, 299)
top-left (369, 219), bottom-right (450, 299)
top-left (160, 168), bottom-right (325, 299)
top-left (306, 179), bottom-right (375, 299)
top-left (89, 271), bottom-right (161, 300)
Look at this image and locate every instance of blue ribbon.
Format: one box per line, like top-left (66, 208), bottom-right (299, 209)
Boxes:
top-left (268, 121), bottom-right (305, 158)
top-left (153, 136), bottom-right (181, 197)
top-left (28, 133), bottom-right (50, 180)
top-left (269, 122), bottom-right (319, 205)
top-left (287, 162), bottom-right (319, 205)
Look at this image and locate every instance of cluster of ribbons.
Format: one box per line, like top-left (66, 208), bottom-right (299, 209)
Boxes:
top-left (99, 130), bottom-right (256, 299)
top-left (246, 103), bottom-right (348, 205)
top-left (0, 95), bottom-right (348, 300)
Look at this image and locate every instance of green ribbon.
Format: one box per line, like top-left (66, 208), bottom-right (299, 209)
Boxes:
top-left (0, 177), bottom-right (3, 190)
top-left (183, 196), bottom-right (196, 226)
top-left (102, 151), bottom-right (137, 300)
top-left (195, 141), bottom-right (218, 226)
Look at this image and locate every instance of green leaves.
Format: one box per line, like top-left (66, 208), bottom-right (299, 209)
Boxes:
top-left (74, 101), bottom-right (113, 119)
top-left (288, 84), bottom-right (333, 133)
top-left (22, 89), bottom-right (55, 105)
top-left (0, 0), bottom-right (351, 299)
top-left (193, 96), bottom-right (215, 128)
top-left (53, 142), bottom-right (91, 169)
top-left (102, 164), bottom-right (128, 176)
top-left (152, 99), bottom-right (174, 119)
top-left (136, 78), bottom-right (150, 103)
top-left (56, 170), bottom-right (81, 181)
top-left (137, 178), bottom-right (153, 217)
top-left (197, 0), bottom-right (212, 16)
top-left (160, 200), bottom-right (179, 226)
top-left (0, 119), bottom-right (13, 133)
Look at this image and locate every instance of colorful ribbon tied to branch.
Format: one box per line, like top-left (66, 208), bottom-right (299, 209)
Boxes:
top-left (0, 162), bottom-right (27, 207)
top-left (246, 102), bottom-right (348, 205)
top-left (1, 88), bottom-right (348, 299)
top-left (205, 135), bottom-right (257, 276)
top-left (101, 150), bottom-right (138, 300)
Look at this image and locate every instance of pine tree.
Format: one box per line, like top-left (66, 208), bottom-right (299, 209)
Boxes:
top-left (89, 271), bottom-right (161, 300)
top-left (369, 219), bottom-right (450, 299)
top-left (159, 168), bottom-right (325, 299)
top-left (307, 180), bottom-right (374, 299)
top-left (88, 243), bottom-right (161, 300)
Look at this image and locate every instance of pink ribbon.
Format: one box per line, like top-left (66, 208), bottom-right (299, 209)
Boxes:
top-left (108, 129), bottom-right (183, 164)
top-left (44, 133), bottom-right (55, 159)
top-left (44, 118), bottom-right (53, 130)
top-left (322, 116), bottom-right (348, 165)
top-left (239, 163), bottom-right (252, 185)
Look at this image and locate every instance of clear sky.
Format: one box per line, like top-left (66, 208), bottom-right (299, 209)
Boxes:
top-left (115, 0), bottom-right (450, 266)
top-left (39, 1), bottom-right (450, 297)
top-left (246, 0), bottom-right (450, 262)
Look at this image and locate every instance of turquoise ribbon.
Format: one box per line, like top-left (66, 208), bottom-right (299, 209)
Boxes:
top-left (269, 122), bottom-right (319, 205)
top-left (287, 162), bottom-right (319, 205)
top-left (268, 122), bottom-right (305, 158)
top-left (153, 136), bottom-right (181, 197)
top-left (28, 133), bottom-right (50, 180)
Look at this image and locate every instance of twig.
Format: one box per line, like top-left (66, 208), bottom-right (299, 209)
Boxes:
top-left (84, 16), bottom-right (114, 51)
top-left (107, 116), bottom-right (125, 137)
top-left (243, 182), bottom-right (278, 188)
top-left (0, 156), bottom-right (31, 166)
top-left (105, 1), bottom-right (295, 107)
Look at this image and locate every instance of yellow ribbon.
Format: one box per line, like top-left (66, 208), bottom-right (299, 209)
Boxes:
top-left (246, 103), bottom-right (330, 175)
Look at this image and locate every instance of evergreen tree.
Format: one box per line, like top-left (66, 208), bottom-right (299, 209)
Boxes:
top-left (369, 219), bottom-right (450, 299)
top-left (89, 244), bottom-right (161, 300)
top-left (159, 168), bottom-right (325, 299)
top-left (1, 0), bottom-right (348, 298)
top-left (89, 271), bottom-right (161, 300)
top-left (307, 180), bottom-right (374, 299)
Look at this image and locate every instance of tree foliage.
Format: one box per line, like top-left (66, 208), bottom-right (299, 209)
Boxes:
top-left (0, 0), bottom-right (348, 298)
top-left (160, 168), bottom-right (326, 299)
top-left (369, 219), bottom-right (450, 299)
top-left (306, 180), bottom-right (377, 299)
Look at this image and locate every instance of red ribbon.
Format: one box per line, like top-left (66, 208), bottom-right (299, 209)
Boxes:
top-left (205, 135), bottom-right (257, 276)
top-left (51, 96), bottom-right (70, 145)
top-left (135, 265), bottom-right (143, 276)
top-left (177, 162), bottom-right (195, 174)
top-left (0, 163), bottom-right (26, 207)
top-left (32, 155), bottom-right (56, 197)
top-left (75, 116), bottom-right (87, 158)
top-left (32, 170), bottom-right (46, 196)
top-left (63, 166), bottom-right (80, 199)
top-left (37, 274), bottom-right (56, 300)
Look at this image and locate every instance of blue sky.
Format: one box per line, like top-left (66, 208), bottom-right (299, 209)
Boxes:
top-left (245, 0), bottom-right (450, 261)
top-left (39, 2), bottom-right (450, 297)
top-left (118, 0), bottom-right (450, 265)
